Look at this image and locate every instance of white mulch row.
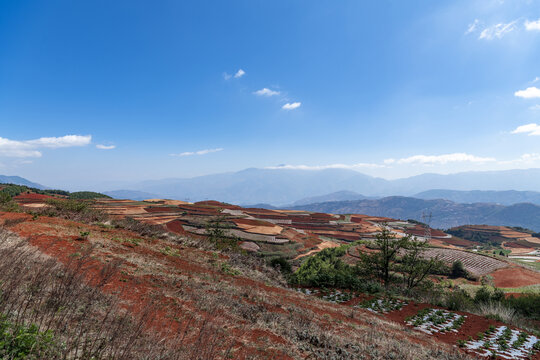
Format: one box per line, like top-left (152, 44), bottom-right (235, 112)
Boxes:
top-left (465, 326), bottom-right (539, 359)
top-left (406, 309), bottom-right (466, 335)
top-left (358, 298), bottom-right (407, 314)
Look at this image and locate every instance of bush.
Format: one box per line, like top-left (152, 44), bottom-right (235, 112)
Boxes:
top-left (444, 289), bottom-right (473, 311)
top-left (0, 315), bottom-right (57, 359)
top-left (474, 286), bottom-right (492, 304)
top-left (290, 246), bottom-right (362, 289)
top-left (450, 261), bottom-right (469, 279)
top-left (504, 294), bottom-right (540, 320)
top-left (0, 192), bottom-right (11, 204)
top-left (0, 193), bottom-right (20, 213)
top-left (269, 257), bottom-right (292, 274)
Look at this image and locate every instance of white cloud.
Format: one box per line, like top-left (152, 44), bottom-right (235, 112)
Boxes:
top-left (234, 69), bottom-right (245, 78)
top-left (533, 77), bottom-right (540, 83)
top-left (529, 104), bottom-right (540, 110)
top-left (96, 144), bottom-right (116, 150)
top-left (525, 18), bottom-right (540, 31)
top-left (511, 123), bottom-right (540, 136)
top-left (26, 135), bottom-right (92, 148)
top-left (466, 19), bottom-right (480, 34)
top-left (515, 86), bottom-right (540, 99)
top-left (265, 163), bottom-right (385, 170)
top-left (518, 153), bottom-right (540, 162)
top-left (170, 148), bottom-right (224, 157)
top-left (282, 102), bottom-right (301, 110)
top-left (254, 88), bottom-right (280, 97)
top-left (479, 21), bottom-right (517, 40)
top-left (0, 135), bottom-right (91, 158)
top-left (387, 153), bottom-right (496, 165)
top-left (223, 73), bottom-right (232, 80)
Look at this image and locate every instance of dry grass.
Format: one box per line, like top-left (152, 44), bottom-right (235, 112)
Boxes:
top-left (0, 227), bottom-right (232, 359)
top-left (0, 208), bottom-right (475, 359)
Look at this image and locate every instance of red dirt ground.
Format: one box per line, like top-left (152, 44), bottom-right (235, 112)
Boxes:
top-left (491, 266), bottom-right (540, 288)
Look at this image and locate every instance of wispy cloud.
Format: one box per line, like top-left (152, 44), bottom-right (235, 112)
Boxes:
top-left (515, 86), bottom-right (540, 99)
top-left (234, 69), bottom-right (245, 78)
top-left (466, 19), bottom-right (480, 34)
top-left (384, 153), bottom-right (495, 165)
top-left (170, 148), bottom-right (224, 157)
top-left (282, 102), bottom-right (301, 110)
top-left (223, 69), bottom-right (245, 80)
top-left (265, 163), bottom-right (384, 170)
top-left (0, 135), bottom-right (92, 158)
top-left (96, 144), bottom-right (116, 150)
top-left (525, 18), bottom-right (540, 31)
top-left (254, 88), bottom-right (280, 97)
top-left (478, 21), bottom-right (517, 40)
top-left (529, 104), bottom-right (540, 111)
top-left (511, 123), bottom-right (540, 136)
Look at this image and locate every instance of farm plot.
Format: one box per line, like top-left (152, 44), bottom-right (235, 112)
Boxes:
top-left (461, 325), bottom-right (540, 359)
top-left (422, 248), bottom-right (508, 276)
top-left (358, 298), bottom-right (407, 314)
top-left (405, 308), bottom-right (465, 335)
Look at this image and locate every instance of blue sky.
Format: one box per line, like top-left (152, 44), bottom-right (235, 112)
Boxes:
top-left (1, 0), bottom-right (540, 189)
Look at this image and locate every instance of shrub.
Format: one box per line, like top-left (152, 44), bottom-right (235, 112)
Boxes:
top-left (290, 246), bottom-right (362, 289)
top-left (504, 294), bottom-right (540, 320)
top-left (477, 302), bottom-right (516, 323)
top-left (444, 289), bottom-right (473, 311)
top-left (0, 315), bottom-right (57, 359)
top-left (269, 257), bottom-right (292, 274)
top-left (450, 261), bottom-right (469, 279)
top-left (0, 192), bottom-right (11, 204)
top-left (0, 193), bottom-right (20, 213)
top-left (474, 286), bottom-right (492, 304)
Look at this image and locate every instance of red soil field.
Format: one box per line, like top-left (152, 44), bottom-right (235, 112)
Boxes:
top-left (491, 266), bottom-right (540, 288)
top-left (14, 193), bottom-right (55, 203)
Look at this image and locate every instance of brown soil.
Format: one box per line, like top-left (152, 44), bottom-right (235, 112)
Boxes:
top-left (491, 266), bottom-right (540, 288)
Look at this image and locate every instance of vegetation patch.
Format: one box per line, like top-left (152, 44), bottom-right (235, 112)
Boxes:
top-left (463, 325), bottom-right (540, 359)
top-left (358, 298), bottom-right (407, 314)
top-left (405, 308), bottom-right (466, 335)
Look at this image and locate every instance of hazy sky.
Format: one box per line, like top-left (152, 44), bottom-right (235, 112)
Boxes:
top-left (1, 0), bottom-right (540, 189)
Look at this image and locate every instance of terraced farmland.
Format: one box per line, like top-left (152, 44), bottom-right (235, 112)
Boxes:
top-left (422, 248), bottom-right (509, 276)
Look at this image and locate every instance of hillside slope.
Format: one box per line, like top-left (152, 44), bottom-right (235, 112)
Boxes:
top-left (0, 212), bottom-right (468, 359)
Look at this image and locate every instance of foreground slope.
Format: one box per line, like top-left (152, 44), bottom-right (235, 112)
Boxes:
top-left (0, 211), bottom-right (468, 359)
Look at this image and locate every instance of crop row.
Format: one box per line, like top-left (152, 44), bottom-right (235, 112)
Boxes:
top-left (358, 298), bottom-right (407, 314)
top-left (405, 308), bottom-right (465, 335)
top-left (459, 325), bottom-right (540, 359)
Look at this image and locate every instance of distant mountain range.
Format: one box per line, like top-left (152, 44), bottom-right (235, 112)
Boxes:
top-left (289, 197), bottom-right (540, 232)
top-left (414, 189), bottom-right (540, 206)
top-left (290, 190), bottom-right (373, 206)
top-left (100, 167), bottom-right (540, 205)
top-left (0, 175), bottom-right (46, 190)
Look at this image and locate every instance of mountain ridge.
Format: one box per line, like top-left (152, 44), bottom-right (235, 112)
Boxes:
top-left (288, 196), bottom-right (540, 231)
top-left (97, 167), bottom-right (540, 205)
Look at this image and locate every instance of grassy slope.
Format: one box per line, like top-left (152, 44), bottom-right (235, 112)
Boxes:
top-left (0, 212), bottom-right (468, 360)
